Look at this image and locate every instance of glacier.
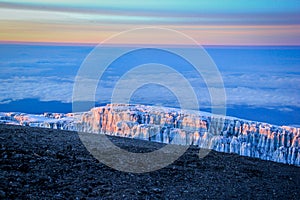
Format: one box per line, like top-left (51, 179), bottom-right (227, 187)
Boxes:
top-left (1, 104), bottom-right (299, 166)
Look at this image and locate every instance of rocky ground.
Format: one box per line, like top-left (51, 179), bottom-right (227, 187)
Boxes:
top-left (0, 124), bottom-right (299, 199)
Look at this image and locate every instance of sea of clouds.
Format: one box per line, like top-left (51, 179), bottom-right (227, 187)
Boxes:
top-left (0, 44), bottom-right (299, 124)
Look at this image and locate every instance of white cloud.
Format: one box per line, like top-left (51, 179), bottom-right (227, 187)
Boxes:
top-left (0, 76), bottom-right (74, 103)
top-left (1, 70), bottom-right (299, 110)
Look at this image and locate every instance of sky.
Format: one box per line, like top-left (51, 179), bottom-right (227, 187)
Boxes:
top-left (0, 0), bottom-right (300, 45)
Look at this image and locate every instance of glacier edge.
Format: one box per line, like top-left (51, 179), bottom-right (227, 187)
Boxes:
top-left (1, 104), bottom-right (299, 166)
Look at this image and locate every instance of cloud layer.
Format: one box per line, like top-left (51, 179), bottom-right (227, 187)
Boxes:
top-left (0, 44), bottom-right (299, 112)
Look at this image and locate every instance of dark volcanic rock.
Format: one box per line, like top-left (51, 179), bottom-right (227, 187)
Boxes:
top-left (0, 124), bottom-right (299, 199)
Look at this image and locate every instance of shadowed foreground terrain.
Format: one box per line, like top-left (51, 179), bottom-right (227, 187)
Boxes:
top-left (0, 124), bottom-right (299, 199)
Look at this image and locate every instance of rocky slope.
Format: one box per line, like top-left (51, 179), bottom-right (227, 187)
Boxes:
top-left (0, 124), bottom-right (299, 199)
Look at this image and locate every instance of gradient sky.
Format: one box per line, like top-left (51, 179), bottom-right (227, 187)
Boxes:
top-left (0, 0), bottom-right (300, 45)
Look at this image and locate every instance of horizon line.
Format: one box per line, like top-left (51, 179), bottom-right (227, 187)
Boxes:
top-left (1, 40), bottom-right (300, 48)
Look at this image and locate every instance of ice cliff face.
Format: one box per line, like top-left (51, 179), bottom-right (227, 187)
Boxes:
top-left (1, 104), bottom-right (299, 166)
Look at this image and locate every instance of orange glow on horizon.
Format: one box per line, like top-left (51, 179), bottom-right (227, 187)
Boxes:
top-left (1, 20), bottom-right (300, 46)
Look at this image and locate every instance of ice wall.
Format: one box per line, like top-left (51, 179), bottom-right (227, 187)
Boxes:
top-left (71, 104), bottom-right (300, 166)
top-left (1, 104), bottom-right (299, 166)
